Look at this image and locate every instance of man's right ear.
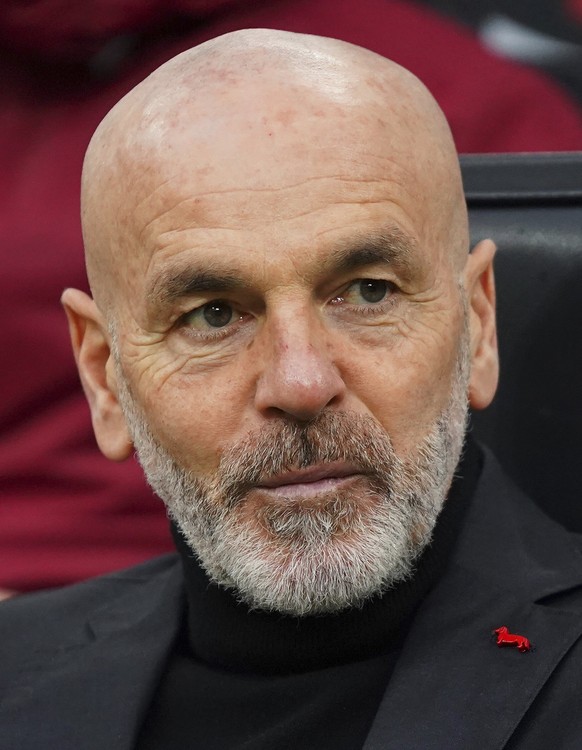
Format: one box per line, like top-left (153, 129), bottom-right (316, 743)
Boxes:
top-left (61, 288), bottom-right (133, 461)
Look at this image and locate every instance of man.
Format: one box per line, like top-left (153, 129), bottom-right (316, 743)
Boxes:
top-left (2, 28), bottom-right (582, 749)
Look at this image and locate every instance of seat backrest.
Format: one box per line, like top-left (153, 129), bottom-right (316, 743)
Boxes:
top-left (462, 153), bottom-right (582, 532)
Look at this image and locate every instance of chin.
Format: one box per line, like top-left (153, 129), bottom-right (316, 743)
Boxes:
top-left (181, 483), bottom-right (433, 617)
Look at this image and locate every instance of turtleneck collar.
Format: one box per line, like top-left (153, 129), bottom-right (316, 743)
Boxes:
top-left (173, 437), bottom-right (483, 675)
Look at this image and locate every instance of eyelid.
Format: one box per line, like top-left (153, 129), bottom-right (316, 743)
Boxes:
top-left (328, 278), bottom-right (400, 321)
top-left (174, 299), bottom-right (246, 340)
top-left (176, 294), bottom-right (239, 318)
top-left (333, 277), bottom-right (398, 301)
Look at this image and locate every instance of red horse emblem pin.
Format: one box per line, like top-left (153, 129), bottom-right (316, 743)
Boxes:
top-left (493, 626), bottom-right (532, 653)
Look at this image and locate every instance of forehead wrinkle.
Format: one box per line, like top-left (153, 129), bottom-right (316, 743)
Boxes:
top-left (138, 173), bottom-right (410, 238)
top-left (137, 173), bottom-right (400, 211)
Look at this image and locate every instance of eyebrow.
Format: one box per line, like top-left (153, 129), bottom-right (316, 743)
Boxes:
top-left (147, 268), bottom-right (245, 311)
top-left (321, 228), bottom-right (417, 279)
top-left (146, 227), bottom-right (417, 311)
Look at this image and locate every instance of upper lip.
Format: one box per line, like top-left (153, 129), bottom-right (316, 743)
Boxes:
top-left (257, 462), bottom-right (363, 488)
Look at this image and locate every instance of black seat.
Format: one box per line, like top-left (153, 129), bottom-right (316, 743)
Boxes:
top-left (461, 152), bottom-right (582, 532)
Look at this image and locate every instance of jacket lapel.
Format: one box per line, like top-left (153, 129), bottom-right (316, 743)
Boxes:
top-left (2, 559), bottom-right (184, 750)
top-left (363, 450), bottom-right (582, 750)
top-left (362, 565), bottom-right (582, 750)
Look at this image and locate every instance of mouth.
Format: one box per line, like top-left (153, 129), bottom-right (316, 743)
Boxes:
top-left (256, 462), bottom-right (365, 499)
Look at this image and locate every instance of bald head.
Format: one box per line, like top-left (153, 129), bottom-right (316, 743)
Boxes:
top-left (81, 29), bottom-right (467, 318)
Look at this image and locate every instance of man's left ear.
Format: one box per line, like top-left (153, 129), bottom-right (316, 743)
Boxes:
top-left (463, 239), bottom-right (499, 410)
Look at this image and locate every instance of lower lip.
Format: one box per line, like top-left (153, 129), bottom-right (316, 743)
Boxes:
top-left (257, 475), bottom-right (361, 499)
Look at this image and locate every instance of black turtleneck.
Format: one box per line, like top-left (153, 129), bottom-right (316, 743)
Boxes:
top-left (136, 439), bottom-right (482, 750)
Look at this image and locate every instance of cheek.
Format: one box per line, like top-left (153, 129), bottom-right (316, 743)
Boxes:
top-left (342, 329), bottom-right (460, 453)
top-left (140, 369), bottom-right (250, 474)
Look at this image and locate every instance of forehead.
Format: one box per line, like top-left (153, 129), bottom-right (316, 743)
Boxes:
top-left (109, 81), bottom-right (454, 317)
top-left (135, 158), bottom-right (421, 287)
top-left (124, 68), bottom-right (440, 214)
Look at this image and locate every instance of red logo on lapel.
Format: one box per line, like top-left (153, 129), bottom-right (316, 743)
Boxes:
top-left (493, 626), bottom-right (532, 653)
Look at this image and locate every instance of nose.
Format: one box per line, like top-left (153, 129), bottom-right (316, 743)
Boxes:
top-left (254, 312), bottom-right (346, 422)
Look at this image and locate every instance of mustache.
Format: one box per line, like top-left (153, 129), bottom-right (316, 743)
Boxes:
top-left (216, 411), bottom-right (398, 507)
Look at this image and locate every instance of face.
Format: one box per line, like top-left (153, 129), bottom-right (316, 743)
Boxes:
top-left (69, 72), bottom-right (498, 616)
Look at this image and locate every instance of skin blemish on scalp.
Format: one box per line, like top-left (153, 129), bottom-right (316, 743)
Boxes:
top-left (276, 108), bottom-right (297, 127)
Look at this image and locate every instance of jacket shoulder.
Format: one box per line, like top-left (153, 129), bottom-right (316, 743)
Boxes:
top-left (0, 554), bottom-right (180, 652)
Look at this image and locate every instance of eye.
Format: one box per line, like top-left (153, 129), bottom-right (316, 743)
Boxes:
top-left (182, 300), bottom-right (241, 331)
top-left (333, 278), bottom-right (394, 306)
top-left (355, 279), bottom-right (389, 304)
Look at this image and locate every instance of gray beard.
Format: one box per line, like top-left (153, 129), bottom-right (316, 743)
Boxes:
top-left (113, 323), bottom-right (470, 617)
